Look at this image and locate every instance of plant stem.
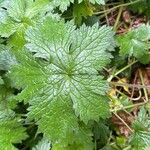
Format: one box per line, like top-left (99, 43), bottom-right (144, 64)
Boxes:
top-left (139, 69), bottom-right (149, 102)
top-left (113, 5), bottom-right (123, 31)
top-left (107, 60), bottom-right (137, 82)
top-left (110, 82), bottom-right (150, 89)
top-left (111, 102), bottom-right (147, 112)
top-left (105, 2), bottom-right (122, 6)
top-left (94, 0), bottom-right (142, 15)
top-left (103, 6), bottom-right (110, 25)
top-left (113, 112), bottom-right (134, 132)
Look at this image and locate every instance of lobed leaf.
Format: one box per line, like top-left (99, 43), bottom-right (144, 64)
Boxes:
top-left (130, 107), bottom-right (150, 150)
top-left (9, 16), bottom-right (115, 147)
top-left (0, 118), bottom-right (28, 150)
top-left (0, 83), bottom-right (28, 150)
top-left (117, 24), bottom-right (150, 64)
top-left (0, 0), bottom-right (51, 48)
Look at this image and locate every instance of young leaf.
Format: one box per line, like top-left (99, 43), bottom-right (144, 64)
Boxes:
top-left (9, 16), bottom-right (115, 146)
top-left (73, 1), bottom-right (94, 26)
top-left (0, 118), bottom-right (28, 150)
top-left (117, 24), bottom-right (150, 64)
top-left (130, 107), bottom-right (150, 150)
top-left (0, 0), bottom-right (50, 48)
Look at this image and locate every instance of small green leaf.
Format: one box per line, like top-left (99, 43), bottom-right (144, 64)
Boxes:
top-left (130, 107), bottom-right (150, 149)
top-left (0, 0), bottom-right (50, 48)
top-left (73, 1), bottom-right (94, 26)
top-left (0, 9), bottom-right (19, 37)
top-left (117, 24), bottom-right (150, 64)
top-left (0, 118), bottom-right (28, 150)
top-left (0, 78), bottom-right (28, 150)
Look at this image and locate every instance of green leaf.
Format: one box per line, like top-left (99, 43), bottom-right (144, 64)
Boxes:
top-left (28, 96), bottom-right (79, 143)
top-left (0, 82), bottom-right (19, 116)
top-left (93, 120), bottom-right (110, 148)
top-left (73, 1), bottom-right (94, 26)
top-left (0, 118), bottom-right (28, 150)
top-left (51, 0), bottom-right (105, 12)
top-left (50, 0), bottom-right (74, 12)
top-left (87, 0), bottom-right (105, 5)
top-left (0, 9), bottom-right (19, 37)
top-left (130, 107), bottom-right (150, 150)
top-left (52, 126), bottom-right (94, 150)
top-left (9, 16), bottom-right (115, 146)
top-left (0, 85), bottom-right (28, 150)
top-left (117, 24), bottom-right (150, 64)
top-left (6, 0), bottom-right (50, 21)
top-left (32, 138), bottom-right (51, 150)
top-left (0, 0), bottom-right (50, 48)
top-left (0, 45), bottom-right (17, 70)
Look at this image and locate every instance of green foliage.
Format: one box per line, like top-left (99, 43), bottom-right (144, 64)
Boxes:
top-left (32, 138), bottom-right (51, 150)
top-left (130, 107), bottom-right (150, 149)
top-left (129, 0), bottom-right (150, 19)
top-left (8, 16), bottom-right (115, 148)
top-left (0, 76), bottom-right (3, 84)
top-left (51, 0), bottom-right (105, 12)
top-left (73, 1), bottom-right (94, 25)
top-left (93, 120), bottom-right (110, 149)
top-left (0, 0), bottom-right (50, 48)
top-left (0, 45), bottom-right (17, 70)
top-left (117, 24), bottom-right (150, 64)
top-left (0, 118), bottom-right (28, 150)
top-left (0, 83), bottom-right (28, 150)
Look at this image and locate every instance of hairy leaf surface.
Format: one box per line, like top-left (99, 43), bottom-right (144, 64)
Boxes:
top-left (9, 16), bottom-right (115, 147)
